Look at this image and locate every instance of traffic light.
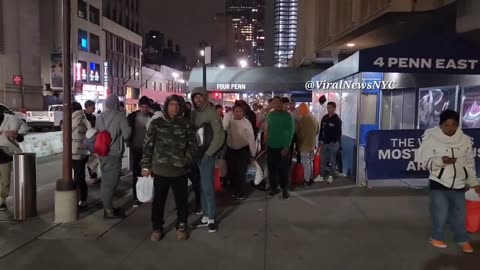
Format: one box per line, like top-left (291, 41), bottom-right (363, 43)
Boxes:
top-left (214, 92), bottom-right (220, 98)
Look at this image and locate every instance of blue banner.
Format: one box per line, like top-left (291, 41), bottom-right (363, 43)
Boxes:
top-left (365, 129), bottom-right (480, 180)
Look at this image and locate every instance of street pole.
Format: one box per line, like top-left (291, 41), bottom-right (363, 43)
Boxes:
top-left (202, 44), bottom-right (207, 89)
top-left (55, 0), bottom-right (77, 223)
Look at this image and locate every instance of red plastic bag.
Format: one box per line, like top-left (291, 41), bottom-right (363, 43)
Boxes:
top-left (94, 130), bottom-right (112, 157)
top-left (466, 200), bottom-right (480, 233)
top-left (291, 163), bottom-right (304, 186)
top-left (214, 166), bottom-right (223, 192)
top-left (313, 149), bottom-right (321, 177)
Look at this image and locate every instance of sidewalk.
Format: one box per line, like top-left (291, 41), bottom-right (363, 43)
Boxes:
top-left (1, 184), bottom-right (478, 270)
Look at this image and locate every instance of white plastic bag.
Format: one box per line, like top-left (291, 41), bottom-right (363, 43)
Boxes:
top-left (466, 189), bottom-right (480, 202)
top-left (246, 161), bottom-right (264, 185)
top-left (136, 176), bottom-right (154, 203)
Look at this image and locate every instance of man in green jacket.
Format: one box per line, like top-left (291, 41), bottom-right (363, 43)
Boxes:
top-left (265, 96), bottom-right (295, 199)
top-left (141, 94), bottom-right (198, 241)
top-left (190, 87), bottom-right (226, 233)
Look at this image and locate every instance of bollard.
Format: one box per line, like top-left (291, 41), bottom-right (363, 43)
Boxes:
top-left (12, 153), bottom-right (37, 220)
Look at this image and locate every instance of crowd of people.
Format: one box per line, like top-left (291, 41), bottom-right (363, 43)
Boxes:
top-left (2, 87), bottom-right (479, 253)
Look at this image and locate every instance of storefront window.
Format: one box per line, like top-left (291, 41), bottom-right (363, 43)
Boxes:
top-left (78, 61), bottom-right (88, 82)
top-left (461, 86), bottom-right (480, 128)
top-left (418, 86), bottom-right (458, 129)
top-left (381, 89), bottom-right (416, 130)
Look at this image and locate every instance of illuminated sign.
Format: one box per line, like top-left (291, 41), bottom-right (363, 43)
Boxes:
top-left (104, 62), bottom-right (108, 91)
top-left (13, 75), bottom-right (22, 86)
top-left (216, 83), bottom-right (246, 90)
top-left (82, 84), bottom-right (106, 99)
top-left (89, 63), bottom-right (100, 83)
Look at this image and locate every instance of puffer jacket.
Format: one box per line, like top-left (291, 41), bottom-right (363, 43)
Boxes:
top-left (415, 126), bottom-right (479, 189)
top-left (72, 110), bottom-right (91, 160)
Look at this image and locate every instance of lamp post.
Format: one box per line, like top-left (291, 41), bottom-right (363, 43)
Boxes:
top-left (199, 42), bottom-right (211, 89)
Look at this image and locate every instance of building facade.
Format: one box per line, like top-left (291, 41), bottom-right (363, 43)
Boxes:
top-left (226, 0), bottom-right (266, 66)
top-left (0, 0), bottom-right (43, 110)
top-left (141, 65), bottom-right (186, 104)
top-left (102, 0), bottom-right (142, 112)
top-left (273, 0), bottom-right (297, 68)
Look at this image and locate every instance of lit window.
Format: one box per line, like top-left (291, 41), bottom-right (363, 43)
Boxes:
top-left (78, 30), bottom-right (88, 52)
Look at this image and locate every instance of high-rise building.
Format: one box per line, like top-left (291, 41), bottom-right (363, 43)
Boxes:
top-left (102, 0), bottom-right (142, 112)
top-left (274, 0), bottom-right (297, 67)
top-left (227, 0), bottom-right (265, 66)
top-left (143, 31), bottom-right (187, 71)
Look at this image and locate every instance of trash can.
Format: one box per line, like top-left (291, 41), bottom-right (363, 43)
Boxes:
top-left (12, 153), bottom-right (37, 220)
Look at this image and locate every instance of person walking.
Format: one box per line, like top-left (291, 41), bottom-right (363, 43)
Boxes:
top-left (142, 95), bottom-right (198, 241)
top-left (296, 103), bottom-right (319, 186)
top-left (265, 97), bottom-right (294, 199)
top-left (225, 104), bottom-right (256, 200)
top-left (315, 102), bottom-right (341, 184)
top-left (415, 110), bottom-right (480, 254)
top-left (96, 94), bottom-right (131, 219)
top-left (190, 87), bottom-right (226, 232)
top-left (127, 96), bottom-right (153, 207)
top-left (71, 102), bottom-right (91, 209)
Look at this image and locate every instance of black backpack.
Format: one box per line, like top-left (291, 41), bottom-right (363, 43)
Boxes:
top-left (196, 122), bottom-right (227, 157)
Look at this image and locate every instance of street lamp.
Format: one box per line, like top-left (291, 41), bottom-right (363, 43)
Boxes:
top-left (179, 79), bottom-right (185, 84)
top-left (172, 72), bottom-right (179, 79)
top-left (219, 64), bottom-right (226, 69)
top-left (239, 59), bottom-right (248, 68)
top-left (200, 50), bottom-right (205, 57)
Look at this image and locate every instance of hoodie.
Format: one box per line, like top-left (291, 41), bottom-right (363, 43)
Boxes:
top-left (415, 126), bottom-right (479, 189)
top-left (190, 87), bottom-right (226, 157)
top-left (96, 94), bottom-right (131, 157)
top-left (141, 95), bottom-right (198, 177)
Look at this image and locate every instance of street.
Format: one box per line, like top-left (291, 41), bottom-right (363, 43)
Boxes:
top-left (0, 163), bottom-right (479, 269)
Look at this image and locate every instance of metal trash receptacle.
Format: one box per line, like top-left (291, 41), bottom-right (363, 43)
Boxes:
top-left (12, 153), bottom-right (37, 220)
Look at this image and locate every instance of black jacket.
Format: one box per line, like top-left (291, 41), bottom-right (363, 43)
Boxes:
top-left (85, 112), bottom-right (96, 128)
top-left (319, 113), bottom-right (342, 144)
top-left (126, 110), bottom-right (154, 146)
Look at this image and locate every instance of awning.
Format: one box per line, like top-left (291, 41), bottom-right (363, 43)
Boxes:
top-left (188, 67), bottom-right (323, 93)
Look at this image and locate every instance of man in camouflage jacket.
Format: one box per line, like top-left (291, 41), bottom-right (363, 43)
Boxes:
top-left (141, 94), bottom-right (198, 241)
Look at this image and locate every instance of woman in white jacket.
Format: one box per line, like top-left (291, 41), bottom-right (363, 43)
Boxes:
top-left (416, 110), bottom-right (480, 253)
top-left (224, 104), bottom-right (256, 200)
top-left (72, 102), bottom-right (91, 208)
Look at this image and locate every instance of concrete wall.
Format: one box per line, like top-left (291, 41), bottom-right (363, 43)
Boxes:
top-left (0, 0), bottom-right (43, 110)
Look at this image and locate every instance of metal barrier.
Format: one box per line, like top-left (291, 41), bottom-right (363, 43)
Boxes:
top-left (12, 153), bottom-right (37, 220)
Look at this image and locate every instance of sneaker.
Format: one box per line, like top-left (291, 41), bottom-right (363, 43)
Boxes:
top-left (326, 176), bottom-right (333, 184)
top-left (430, 239), bottom-right (447, 249)
top-left (303, 180), bottom-right (313, 187)
top-left (176, 223), bottom-right (189, 240)
top-left (133, 200), bottom-right (142, 208)
top-left (151, 229), bottom-right (163, 241)
top-left (268, 190), bottom-right (280, 198)
top-left (104, 208), bottom-right (125, 219)
top-left (195, 206), bottom-right (203, 216)
top-left (0, 203), bottom-right (7, 211)
top-left (313, 176), bottom-right (324, 183)
top-left (191, 217), bottom-right (208, 228)
top-left (78, 201), bottom-right (87, 209)
top-left (282, 189), bottom-right (290, 199)
top-left (208, 222), bottom-right (218, 233)
top-left (459, 242), bottom-right (474, 253)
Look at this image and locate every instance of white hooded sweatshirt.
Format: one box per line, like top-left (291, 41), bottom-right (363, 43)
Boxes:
top-left (415, 126), bottom-right (479, 189)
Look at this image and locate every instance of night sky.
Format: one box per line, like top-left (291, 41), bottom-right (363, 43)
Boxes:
top-left (140, 0), bottom-right (226, 67)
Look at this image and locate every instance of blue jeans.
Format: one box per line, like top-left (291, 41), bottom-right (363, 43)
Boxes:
top-left (430, 190), bottom-right (469, 243)
top-left (198, 155), bottom-right (216, 220)
top-left (320, 142), bottom-right (339, 177)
